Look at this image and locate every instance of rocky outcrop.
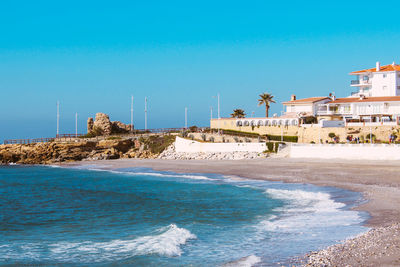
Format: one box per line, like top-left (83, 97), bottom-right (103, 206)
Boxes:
top-left (112, 121), bottom-right (131, 133)
top-left (0, 135), bottom-right (174, 165)
top-left (87, 113), bottom-right (132, 135)
top-left (93, 113), bottom-right (112, 135)
top-left (87, 117), bottom-right (94, 133)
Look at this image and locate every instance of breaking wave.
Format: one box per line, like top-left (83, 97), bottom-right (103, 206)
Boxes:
top-left (1, 224), bottom-right (196, 263)
top-left (222, 255), bottom-right (261, 267)
top-left (259, 189), bottom-right (362, 232)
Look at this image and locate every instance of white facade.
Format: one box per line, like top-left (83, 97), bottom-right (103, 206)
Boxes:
top-left (175, 137), bottom-right (266, 153)
top-left (350, 62), bottom-right (400, 97)
top-left (283, 97), bottom-right (331, 117)
top-left (314, 62), bottom-right (400, 123)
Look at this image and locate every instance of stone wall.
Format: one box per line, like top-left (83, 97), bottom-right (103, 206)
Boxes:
top-left (175, 137), bottom-right (266, 153)
top-left (211, 118), bottom-right (400, 143)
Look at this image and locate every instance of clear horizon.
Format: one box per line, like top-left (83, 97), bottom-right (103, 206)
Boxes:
top-left (1, 0), bottom-right (400, 141)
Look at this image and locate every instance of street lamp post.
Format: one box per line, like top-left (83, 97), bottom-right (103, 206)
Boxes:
top-left (369, 104), bottom-right (373, 144)
top-left (217, 93), bottom-right (220, 135)
top-left (185, 107), bottom-right (188, 129)
top-left (56, 101), bottom-right (60, 138)
top-left (280, 110), bottom-right (284, 142)
top-left (75, 112), bottom-right (78, 138)
top-left (145, 97), bottom-right (148, 130)
top-left (212, 93), bottom-right (220, 134)
top-left (131, 95), bottom-right (134, 132)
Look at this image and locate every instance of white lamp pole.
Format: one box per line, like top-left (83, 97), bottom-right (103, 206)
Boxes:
top-left (145, 97), bottom-right (148, 130)
top-left (131, 95), bottom-right (134, 132)
top-left (369, 104), bottom-right (372, 144)
top-left (75, 112), bottom-right (78, 137)
top-left (56, 101), bottom-right (60, 138)
top-left (185, 107), bottom-right (188, 129)
top-left (280, 110), bottom-right (284, 142)
top-left (217, 93), bottom-right (220, 135)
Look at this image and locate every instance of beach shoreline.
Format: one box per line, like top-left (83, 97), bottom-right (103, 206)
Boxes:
top-left (63, 157), bottom-right (400, 266)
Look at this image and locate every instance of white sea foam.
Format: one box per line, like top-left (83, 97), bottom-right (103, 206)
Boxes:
top-left (48, 224), bottom-right (196, 262)
top-left (222, 255), bottom-right (261, 267)
top-left (127, 171), bottom-right (213, 181)
top-left (259, 188), bottom-right (362, 232)
top-left (70, 164), bottom-right (215, 181)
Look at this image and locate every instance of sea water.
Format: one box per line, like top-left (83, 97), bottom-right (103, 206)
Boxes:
top-left (0, 165), bottom-right (368, 266)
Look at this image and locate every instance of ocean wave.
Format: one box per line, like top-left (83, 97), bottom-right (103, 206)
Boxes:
top-left (259, 188), bottom-right (362, 232)
top-left (125, 171), bottom-right (214, 181)
top-left (1, 224), bottom-right (196, 263)
top-left (222, 255), bottom-right (261, 267)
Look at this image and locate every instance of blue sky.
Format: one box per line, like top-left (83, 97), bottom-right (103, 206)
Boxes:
top-left (1, 0), bottom-right (400, 141)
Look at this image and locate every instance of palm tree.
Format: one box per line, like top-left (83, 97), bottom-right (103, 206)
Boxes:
top-left (258, 93), bottom-right (276, 117)
top-left (231, 109), bottom-right (246, 118)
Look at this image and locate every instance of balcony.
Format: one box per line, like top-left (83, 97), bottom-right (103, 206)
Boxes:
top-left (350, 79), bottom-right (371, 87)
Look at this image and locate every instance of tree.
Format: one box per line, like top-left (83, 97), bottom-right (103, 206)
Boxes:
top-left (231, 109), bottom-right (246, 118)
top-left (258, 93), bottom-right (276, 117)
top-left (328, 132), bottom-right (336, 141)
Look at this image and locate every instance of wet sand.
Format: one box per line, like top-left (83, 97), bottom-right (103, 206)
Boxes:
top-left (66, 158), bottom-right (400, 266)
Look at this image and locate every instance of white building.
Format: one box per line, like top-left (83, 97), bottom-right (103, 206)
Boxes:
top-left (282, 95), bottom-right (331, 117)
top-left (281, 62), bottom-right (400, 124)
top-left (350, 61), bottom-right (400, 97)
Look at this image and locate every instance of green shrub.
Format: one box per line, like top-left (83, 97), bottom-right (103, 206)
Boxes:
top-left (79, 126), bottom-right (104, 138)
top-left (266, 135), bottom-right (298, 143)
top-left (304, 116), bottom-right (317, 124)
top-left (215, 129), bottom-right (260, 138)
top-left (266, 142), bottom-right (274, 152)
top-left (328, 132), bottom-right (336, 139)
top-left (106, 136), bottom-right (122, 140)
top-left (201, 134), bottom-right (207, 141)
top-left (189, 126), bottom-right (198, 132)
top-left (140, 135), bottom-right (176, 154)
top-left (365, 133), bottom-right (376, 141)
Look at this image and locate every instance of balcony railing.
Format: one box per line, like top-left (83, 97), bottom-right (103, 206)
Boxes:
top-left (351, 79), bottom-right (371, 86)
top-left (317, 110), bottom-right (352, 115)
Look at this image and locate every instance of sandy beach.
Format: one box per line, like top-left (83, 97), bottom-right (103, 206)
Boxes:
top-left (66, 158), bottom-right (400, 266)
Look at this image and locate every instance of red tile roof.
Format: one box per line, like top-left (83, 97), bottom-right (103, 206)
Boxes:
top-left (350, 64), bottom-right (400, 74)
top-left (282, 97), bottom-right (330, 105)
top-left (329, 96), bottom-right (400, 104)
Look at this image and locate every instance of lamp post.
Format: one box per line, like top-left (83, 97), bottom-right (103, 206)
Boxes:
top-left (75, 112), bottom-right (78, 138)
top-left (185, 107), bottom-right (188, 129)
top-left (131, 95), bottom-right (134, 132)
top-left (280, 110), bottom-right (284, 142)
top-left (369, 104), bottom-right (373, 144)
top-left (212, 93), bottom-right (220, 134)
top-left (144, 97), bottom-right (148, 130)
top-left (56, 101), bottom-right (60, 138)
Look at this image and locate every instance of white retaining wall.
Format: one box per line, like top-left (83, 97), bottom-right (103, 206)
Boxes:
top-left (290, 143), bottom-right (400, 160)
top-left (175, 137), bottom-right (266, 153)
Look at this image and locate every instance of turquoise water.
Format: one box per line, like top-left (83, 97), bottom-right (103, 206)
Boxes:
top-left (0, 165), bottom-right (367, 266)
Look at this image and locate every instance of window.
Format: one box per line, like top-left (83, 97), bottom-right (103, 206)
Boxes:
top-left (383, 86), bottom-right (387, 91)
top-left (363, 75), bottom-right (369, 81)
top-left (383, 74), bottom-right (387, 78)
